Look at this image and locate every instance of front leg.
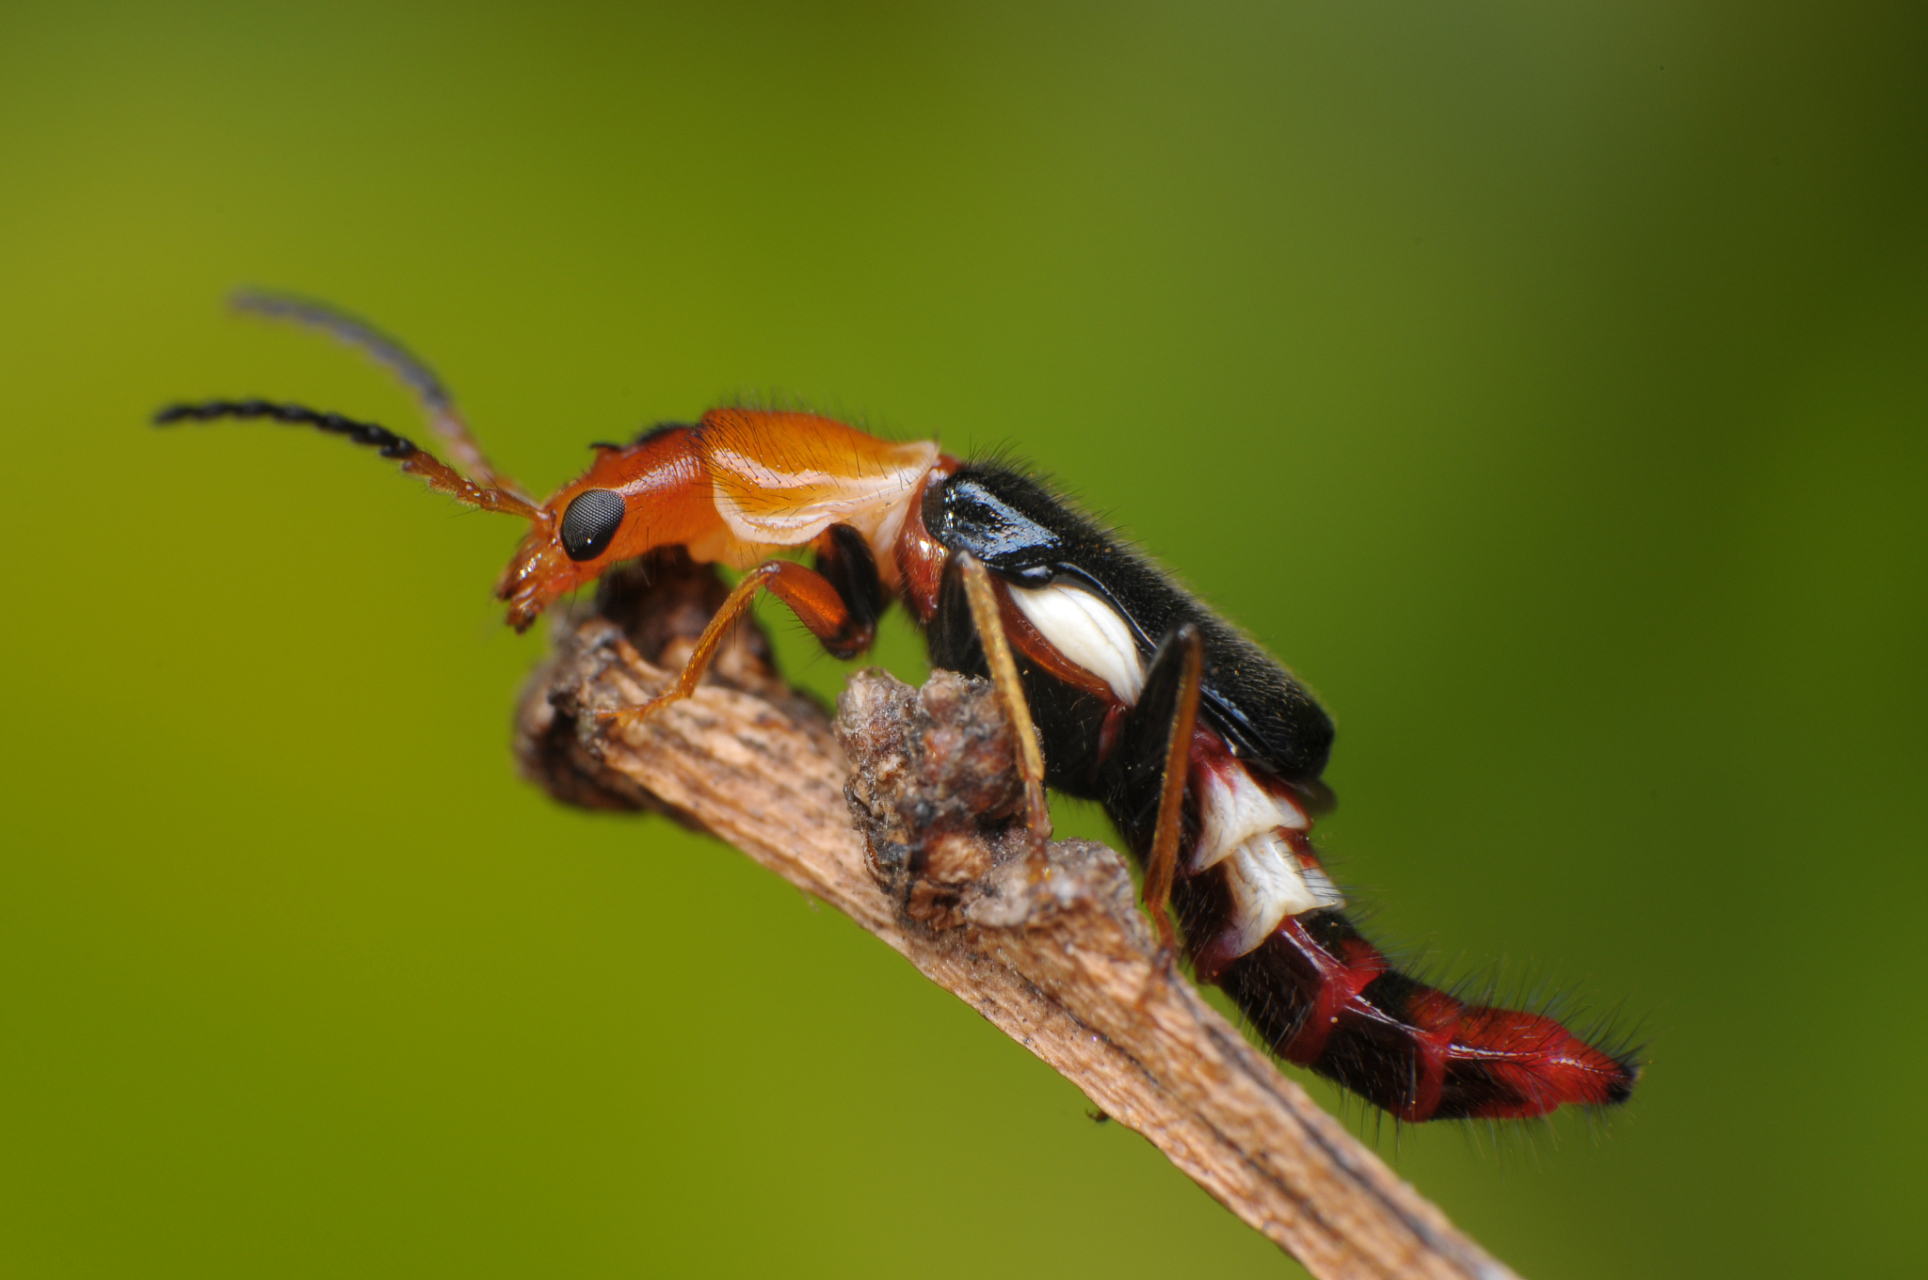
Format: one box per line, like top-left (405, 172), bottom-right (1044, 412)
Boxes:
top-left (604, 528), bottom-right (881, 727)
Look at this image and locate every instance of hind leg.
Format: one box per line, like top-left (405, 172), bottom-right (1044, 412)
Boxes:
top-left (1138, 626), bottom-right (1205, 956)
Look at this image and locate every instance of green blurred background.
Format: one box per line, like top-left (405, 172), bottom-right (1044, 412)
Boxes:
top-left (2, 1), bottom-right (1922, 1276)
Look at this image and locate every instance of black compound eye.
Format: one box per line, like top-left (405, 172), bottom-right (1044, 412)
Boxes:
top-left (558, 489), bottom-right (626, 561)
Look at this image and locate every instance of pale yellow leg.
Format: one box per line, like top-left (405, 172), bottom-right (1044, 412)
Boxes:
top-left (955, 553), bottom-right (1053, 840)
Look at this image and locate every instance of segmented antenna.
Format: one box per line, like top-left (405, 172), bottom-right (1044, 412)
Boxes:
top-left (156, 398), bottom-right (418, 455)
top-left (154, 399), bottom-right (540, 519)
top-left (229, 289), bottom-right (531, 503)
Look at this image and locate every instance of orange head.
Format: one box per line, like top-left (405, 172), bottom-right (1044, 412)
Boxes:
top-left (495, 426), bottom-right (729, 631)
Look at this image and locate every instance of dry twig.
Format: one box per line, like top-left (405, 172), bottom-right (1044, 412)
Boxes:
top-left (513, 553), bottom-right (1519, 1280)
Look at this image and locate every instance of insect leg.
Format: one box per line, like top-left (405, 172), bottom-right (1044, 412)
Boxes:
top-left (230, 289), bottom-right (532, 503)
top-left (811, 524), bottom-right (886, 659)
top-left (1140, 624), bottom-right (1205, 958)
top-left (953, 553), bottom-right (1052, 840)
top-left (604, 557), bottom-right (870, 727)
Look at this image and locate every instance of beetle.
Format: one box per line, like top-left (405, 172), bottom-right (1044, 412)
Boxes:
top-left (158, 292), bottom-right (1637, 1122)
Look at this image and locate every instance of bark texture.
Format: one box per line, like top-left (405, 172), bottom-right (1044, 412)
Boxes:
top-left (513, 552), bottom-right (1520, 1280)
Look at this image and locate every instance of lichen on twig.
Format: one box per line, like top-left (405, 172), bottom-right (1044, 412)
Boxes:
top-left (512, 551), bottom-right (1520, 1280)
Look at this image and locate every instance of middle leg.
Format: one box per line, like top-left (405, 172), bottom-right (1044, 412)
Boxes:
top-left (953, 553), bottom-right (1053, 840)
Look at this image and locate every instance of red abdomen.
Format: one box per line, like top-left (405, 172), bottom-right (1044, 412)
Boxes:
top-left (1181, 880), bottom-right (1639, 1121)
